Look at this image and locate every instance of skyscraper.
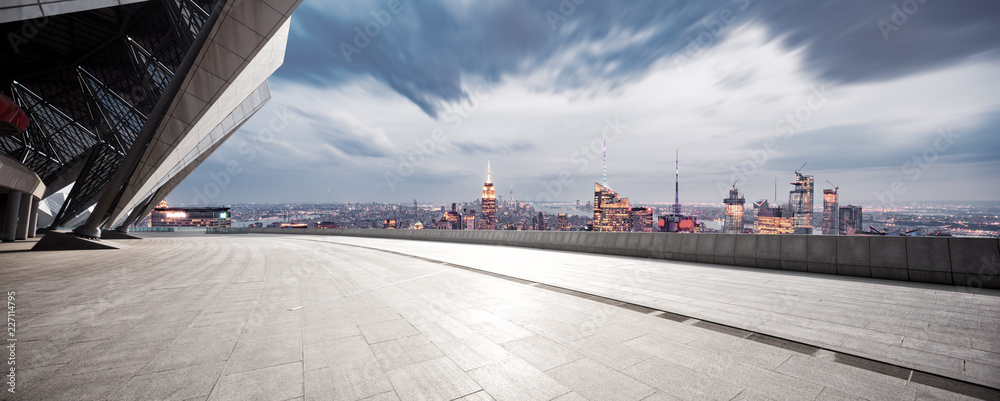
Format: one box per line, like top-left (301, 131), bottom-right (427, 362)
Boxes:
top-left (789, 171), bottom-right (814, 234)
top-left (755, 204), bottom-right (794, 234)
top-left (557, 213), bottom-right (569, 231)
top-left (631, 207), bottom-right (653, 232)
top-left (822, 188), bottom-right (839, 235)
top-left (480, 160), bottom-right (496, 230)
top-left (839, 205), bottom-right (863, 235)
top-left (723, 185), bottom-right (745, 234)
top-left (464, 210), bottom-right (476, 230)
top-left (593, 182), bottom-right (631, 232)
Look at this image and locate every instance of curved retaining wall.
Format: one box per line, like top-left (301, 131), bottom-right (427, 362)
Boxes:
top-left (208, 228), bottom-right (1000, 290)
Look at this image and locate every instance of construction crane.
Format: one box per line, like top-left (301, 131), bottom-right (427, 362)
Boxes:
top-left (795, 162), bottom-right (807, 174)
top-left (826, 180), bottom-right (839, 193)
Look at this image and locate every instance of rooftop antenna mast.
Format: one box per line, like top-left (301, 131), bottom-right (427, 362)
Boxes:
top-left (673, 150), bottom-right (681, 215)
top-left (603, 140), bottom-right (607, 188)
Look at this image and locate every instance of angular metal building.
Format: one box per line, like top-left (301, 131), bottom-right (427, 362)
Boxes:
top-left (0, 0), bottom-right (302, 239)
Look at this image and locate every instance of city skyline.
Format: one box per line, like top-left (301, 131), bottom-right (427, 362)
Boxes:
top-left (169, 1), bottom-right (1000, 205)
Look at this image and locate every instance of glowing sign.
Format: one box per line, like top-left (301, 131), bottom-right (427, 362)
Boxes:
top-left (165, 211), bottom-right (187, 219)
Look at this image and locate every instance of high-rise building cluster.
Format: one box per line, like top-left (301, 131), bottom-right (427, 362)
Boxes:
top-left (750, 168), bottom-right (862, 236)
top-left (437, 153), bottom-right (867, 235)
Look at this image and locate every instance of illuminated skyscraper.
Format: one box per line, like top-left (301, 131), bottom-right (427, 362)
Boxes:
top-left (631, 207), bottom-right (653, 232)
top-left (822, 188), bottom-right (839, 235)
top-left (445, 203), bottom-right (462, 230)
top-left (839, 205), bottom-right (863, 235)
top-left (464, 210), bottom-right (476, 230)
top-left (593, 182), bottom-right (631, 232)
top-left (723, 185), bottom-right (745, 234)
top-left (755, 205), bottom-right (794, 234)
top-left (789, 171), bottom-right (814, 234)
top-left (557, 213), bottom-right (569, 231)
top-left (480, 160), bottom-right (496, 230)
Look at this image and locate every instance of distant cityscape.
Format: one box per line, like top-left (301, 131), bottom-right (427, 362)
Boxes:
top-left (143, 153), bottom-right (1000, 238)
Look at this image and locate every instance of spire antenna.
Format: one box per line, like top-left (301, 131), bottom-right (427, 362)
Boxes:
top-left (486, 159), bottom-right (492, 184)
top-left (603, 140), bottom-right (607, 187)
top-left (673, 150), bottom-right (681, 215)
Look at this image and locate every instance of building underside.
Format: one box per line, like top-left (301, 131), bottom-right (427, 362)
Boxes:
top-left (0, 0), bottom-right (301, 239)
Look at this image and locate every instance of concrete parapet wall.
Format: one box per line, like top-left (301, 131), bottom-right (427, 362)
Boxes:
top-left (207, 227), bottom-right (999, 289)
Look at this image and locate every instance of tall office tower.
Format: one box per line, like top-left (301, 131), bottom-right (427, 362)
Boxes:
top-left (822, 189), bottom-right (839, 235)
top-left (481, 161), bottom-right (496, 230)
top-left (630, 207), bottom-right (653, 232)
top-left (723, 185), bottom-right (745, 234)
top-left (593, 182), bottom-right (631, 232)
top-left (464, 210), bottom-right (476, 231)
top-left (557, 213), bottom-right (569, 231)
top-left (755, 205), bottom-right (795, 234)
top-left (444, 204), bottom-right (462, 230)
top-left (839, 205), bottom-right (863, 235)
top-left (537, 212), bottom-right (546, 231)
top-left (789, 171), bottom-right (814, 234)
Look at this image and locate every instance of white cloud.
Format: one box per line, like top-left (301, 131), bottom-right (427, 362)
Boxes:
top-left (178, 22), bottom-right (1000, 204)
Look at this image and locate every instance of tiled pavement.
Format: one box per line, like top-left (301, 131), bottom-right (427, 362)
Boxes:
top-left (323, 235), bottom-right (1000, 389)
top-left (0, 233), bottom-right (997, 400)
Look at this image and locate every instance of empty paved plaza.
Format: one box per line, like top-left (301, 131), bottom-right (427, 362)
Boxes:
top-left (1, 233), bottom-right (998, 400)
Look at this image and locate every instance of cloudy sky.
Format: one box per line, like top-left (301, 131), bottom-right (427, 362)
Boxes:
top-left (172, 0), bottom-right (1000, 206)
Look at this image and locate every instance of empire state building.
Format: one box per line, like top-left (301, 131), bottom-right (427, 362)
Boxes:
top-left (481, 161), bottom-right (496, 230)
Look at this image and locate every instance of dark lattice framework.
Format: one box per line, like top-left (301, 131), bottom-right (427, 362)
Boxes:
top-left (0, 0), bottom-right (214, 227)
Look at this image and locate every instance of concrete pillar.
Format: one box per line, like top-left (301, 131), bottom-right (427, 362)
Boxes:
top-left (27, 196), bottom-right (38, 238)
top-left (0, 195), bottom-right (6, 238)
top-left (4, 190), bottom-right (23, 242)
top-left (15, 192), bottom-right (31, 240)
